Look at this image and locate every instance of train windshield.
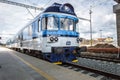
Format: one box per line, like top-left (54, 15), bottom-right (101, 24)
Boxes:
top-left (42, 17), bottom-right (59, 30)
top-left (42, 16), bottom-right (78, 31)
top-left (60, 18), bottom-right (75, 31)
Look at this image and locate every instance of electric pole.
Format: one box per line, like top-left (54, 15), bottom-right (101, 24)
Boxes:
top-left (89, 6), bottom-right (93, 46)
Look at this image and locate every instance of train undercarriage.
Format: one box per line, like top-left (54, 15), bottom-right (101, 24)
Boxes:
top-left (10, 47), bottom-right (79, 64)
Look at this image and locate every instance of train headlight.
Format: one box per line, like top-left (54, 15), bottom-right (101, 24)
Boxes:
top-left (54, 37), bottom-right (58, 42)
top-left (76, 38), bottom-right (82, 43)
top-left (47, 36), bottom-right (59, 43)
top-left (50, 37), bottom-right (54, 42)
top-left (77, 38), bottom-right (79, 43)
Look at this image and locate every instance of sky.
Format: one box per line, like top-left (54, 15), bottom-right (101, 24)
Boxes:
top-left (0, 0), bottom-right (117, 44)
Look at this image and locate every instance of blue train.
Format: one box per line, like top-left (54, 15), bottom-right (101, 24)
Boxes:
top-left (6, 3), bottom-right (81, 64)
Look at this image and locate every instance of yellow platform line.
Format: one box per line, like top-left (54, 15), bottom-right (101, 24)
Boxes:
top-left (13, 54), bottom-right (56, 80)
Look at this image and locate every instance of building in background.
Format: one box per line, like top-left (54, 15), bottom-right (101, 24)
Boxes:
top-left (80, 37), bottom-right (113, 46)
top-left (113, 0), bottom-right (120, 46)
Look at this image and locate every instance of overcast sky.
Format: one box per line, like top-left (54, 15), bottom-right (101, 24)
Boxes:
top-left (0, 0), bottom-right (117, 43)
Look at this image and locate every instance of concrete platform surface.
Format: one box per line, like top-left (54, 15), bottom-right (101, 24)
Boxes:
top-left (0, 47), bottom-right (97, 80)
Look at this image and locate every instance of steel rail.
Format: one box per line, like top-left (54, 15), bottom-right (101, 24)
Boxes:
top-left (63, 61), bottom-right (120, 79)
top-left (80, 56), bottom-right (120, 63)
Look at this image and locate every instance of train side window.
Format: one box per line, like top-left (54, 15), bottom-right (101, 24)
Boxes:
top-left (18, 35), bottom-right (21, 40)
top-left (23, 28), bottom-right (27, 40)
top-left (41, 17), bottom-right (47, 30)
top-left (32, 21), bottom-right (38, 39)
top-left (28, 25), bottom-right (32, 37)
top-left (23, 27), bottom-right (32, 40)
top-left (38, 19), bottom-right (40, 32)
top-left (15, 36), bottom-right (19, 43)
top-left (21, 32), bottom-right (23, 40)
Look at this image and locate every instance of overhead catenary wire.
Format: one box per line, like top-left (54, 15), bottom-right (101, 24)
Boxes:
top-left (78, 0), bottom-right (112, 14)
top-left (24, 0), bottom-right (53, 19)
top-left (26, 0), bottom-right (40, 5)
top-left (76, 0), bottom-right (109, 23)
top-left (91, 0), bottom-right (109, 9)
top-left (81, 0), bottom-right (113, 46)
top-left (0, 0), bottom-right (43, 10)
top-left (25, 7), bottom-right (34, 18)
top-left (24, 0), bottom-right (35, 18)
top-left (42, 0), bottom-right (53, 8)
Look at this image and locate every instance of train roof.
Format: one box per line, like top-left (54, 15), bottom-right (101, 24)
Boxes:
top-left (43, 3), bottom-right (76, 16)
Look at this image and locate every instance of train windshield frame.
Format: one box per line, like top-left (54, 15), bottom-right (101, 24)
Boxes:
top-left (41, 14), bottom-right (78, 31)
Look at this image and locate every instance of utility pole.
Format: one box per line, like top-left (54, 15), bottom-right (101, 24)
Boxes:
top-left (89, 6), bottom-right (93, 46)
top-left (78, 7), bottom-right (93, 47)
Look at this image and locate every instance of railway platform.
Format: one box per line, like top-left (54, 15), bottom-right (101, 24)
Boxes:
top-left (0, 46), bottom-right (97, 80)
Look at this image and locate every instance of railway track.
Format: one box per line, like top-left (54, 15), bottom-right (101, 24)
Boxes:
top-left (14, 49), bottom-right (120, 80)
top-left (60, 61), bottom-right (120, 80)
top-left (80, 56), bottom-right (120, 63)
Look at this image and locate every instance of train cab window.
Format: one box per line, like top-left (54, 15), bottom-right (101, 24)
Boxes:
top-left (42, 17), bottom-right (47, 30)
top-left (69, 20), bottom-right (74, 31)
top-left (47, 17), bottom-right (58, 30)
top-left (60, 18), bottom-right (74, 31)
top-left (76, 23), bottom-right (79, 33)
top-left (42, 17), bottom-right (59, 30)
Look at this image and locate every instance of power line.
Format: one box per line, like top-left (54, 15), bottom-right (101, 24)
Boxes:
top-left (0, 0), bottom-right (44, 10)
top-left (25, 8), bottom-right (34, 18)
top-left (0, 34), bottom-right (15, 35)
top-left (43, 0), bottom-right (52, 8)
top-left (90, 0), bottom-right (111, 9)
top-left (78, 17), bottom-right (90, 21)
top-left (78, 0), bottom-right (112, 14)
top-left (26, 0), bottom-right (39, 5)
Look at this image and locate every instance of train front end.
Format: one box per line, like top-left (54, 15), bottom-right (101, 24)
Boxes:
top-left (41, 3), bottom-right (80, 64)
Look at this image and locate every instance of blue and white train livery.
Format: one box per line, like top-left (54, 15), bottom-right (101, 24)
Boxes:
top-left (6, 3), bottom-right (81, 64)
